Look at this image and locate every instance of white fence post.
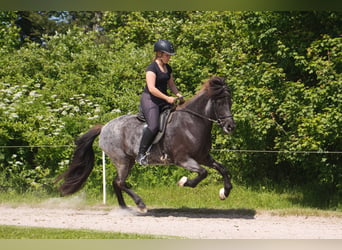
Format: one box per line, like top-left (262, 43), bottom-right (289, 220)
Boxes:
top-left (102, 151), bottom-right (106, 205)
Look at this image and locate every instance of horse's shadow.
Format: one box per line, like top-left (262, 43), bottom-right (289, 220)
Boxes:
top-left (140, 208), bottom-right (256, 219)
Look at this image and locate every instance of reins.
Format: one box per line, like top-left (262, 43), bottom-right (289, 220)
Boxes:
top-left (177, 108), bottom-right (218, 123)
top-left (173, 95), bottom-right (218, 122)
top-left (177, 108), bottom-right (232, 124)
top-left (174, 84), bottom-right (233, 125)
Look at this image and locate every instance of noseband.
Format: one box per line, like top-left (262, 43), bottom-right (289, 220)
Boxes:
top-left (212, 99), bottom-right (233, 126)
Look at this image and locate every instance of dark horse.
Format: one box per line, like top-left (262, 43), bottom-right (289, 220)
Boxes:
top-left (56, 76), bottom-right (235, 212)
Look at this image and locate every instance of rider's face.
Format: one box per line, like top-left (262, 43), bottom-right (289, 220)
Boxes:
top-left (161, 53), bottom-right (171, 64)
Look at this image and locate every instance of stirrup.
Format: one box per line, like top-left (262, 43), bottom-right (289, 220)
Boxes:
top-left (136, 153), bottom-right (148, 165)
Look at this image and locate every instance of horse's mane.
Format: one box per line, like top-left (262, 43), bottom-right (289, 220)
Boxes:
top-left (178, 76), bottom-right (230, 109)
top-left (202, 76), bottom-right (230, 99)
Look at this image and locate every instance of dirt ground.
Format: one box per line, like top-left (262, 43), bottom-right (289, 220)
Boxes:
top-left (0, 199), bottom-right (341, 239)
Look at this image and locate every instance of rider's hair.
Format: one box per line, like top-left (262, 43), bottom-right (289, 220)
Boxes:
top-left (154, 51), bottom-right (163, 61)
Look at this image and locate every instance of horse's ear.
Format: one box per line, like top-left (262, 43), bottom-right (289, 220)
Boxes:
top-left (210, 76), bottom-right (225, 87)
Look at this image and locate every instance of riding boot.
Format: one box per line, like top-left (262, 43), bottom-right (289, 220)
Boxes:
top-left (136, 127), bottom-right (155, 165)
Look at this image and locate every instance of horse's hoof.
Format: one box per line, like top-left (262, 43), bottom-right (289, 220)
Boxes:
top-left (138, 207), bottom-right (148, 214)
top-left (219, 188), bottom-right (227, 200)
top-left (178, 176), bottom-right (188, 186)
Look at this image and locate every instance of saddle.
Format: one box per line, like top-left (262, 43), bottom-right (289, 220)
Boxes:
top-left (136, 106), bottom-right (173, 144)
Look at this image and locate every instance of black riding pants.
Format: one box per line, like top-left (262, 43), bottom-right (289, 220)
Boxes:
top-left (140, 92), bottom-right (166, 135)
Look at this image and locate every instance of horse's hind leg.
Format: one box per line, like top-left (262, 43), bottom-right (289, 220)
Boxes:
top-left (112, 159), bottom-right (147, 212)
top-left (112, 176), bottom-right (127, 209)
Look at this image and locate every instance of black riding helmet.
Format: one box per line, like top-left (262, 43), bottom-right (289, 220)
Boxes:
top-left (154, 39), bottom-right (176, 55)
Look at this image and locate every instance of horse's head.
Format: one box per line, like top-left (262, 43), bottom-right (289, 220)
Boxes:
top-left (206, 76), bottom-right (235, 134)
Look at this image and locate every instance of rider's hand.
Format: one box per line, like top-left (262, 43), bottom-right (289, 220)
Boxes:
top-left (176, 93), bottom-right (185, 105)
top-left (166, 96), bottom-right (176, 104)
top-left (178, 96), bottom-right (185, 105)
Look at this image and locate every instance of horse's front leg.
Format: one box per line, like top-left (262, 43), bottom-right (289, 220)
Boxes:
top-left (177, 158), bottom-right (208, 188)
top-left (205, 156), bottom-right (233, 200)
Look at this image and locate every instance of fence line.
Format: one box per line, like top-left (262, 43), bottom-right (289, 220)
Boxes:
top-left (0, 145), bottom-right (341, 154)
top-left (211, 149), bottom-right (342, 154)
top-left (0, 145), bottom-right (72, 148)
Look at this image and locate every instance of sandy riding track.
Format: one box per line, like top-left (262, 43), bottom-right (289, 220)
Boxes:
top-left (0, 203), bottom-right (341, 239)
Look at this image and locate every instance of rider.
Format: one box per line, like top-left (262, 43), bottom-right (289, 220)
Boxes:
top-left (136, 39), bottom-right (183, 165)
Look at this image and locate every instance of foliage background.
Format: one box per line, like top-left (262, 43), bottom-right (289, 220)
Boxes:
top-left (0, 11), bottom-right (341, 208)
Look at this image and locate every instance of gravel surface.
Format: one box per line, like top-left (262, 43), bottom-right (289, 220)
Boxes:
top-left (1, 202), bottom-right (341, 239)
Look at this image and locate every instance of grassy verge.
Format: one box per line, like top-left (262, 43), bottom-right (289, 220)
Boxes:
top-left (1, 183), bottom-right (340, 215)
top-left (133, 184), bottom-right (342, 216)
top-left (0, 225), bottom-right (170, 239)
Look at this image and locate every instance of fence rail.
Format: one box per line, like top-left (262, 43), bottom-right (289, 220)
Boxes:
top-left (0, 145), bottom-right (72, 148)
top-left (1, 145), bottom-right (341, 154)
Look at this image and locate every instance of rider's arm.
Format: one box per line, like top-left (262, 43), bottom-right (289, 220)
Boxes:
top-left (168, 74), bottom-right (182, 98)
top-left (146, 71), bottom-right (175, 104)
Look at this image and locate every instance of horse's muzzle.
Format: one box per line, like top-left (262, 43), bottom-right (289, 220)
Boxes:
top-left (220, 117), bottom-right (235, 134)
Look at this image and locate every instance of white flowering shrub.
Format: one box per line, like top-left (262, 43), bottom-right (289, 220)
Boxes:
top-left (0, 27), bottom-right (144, 192)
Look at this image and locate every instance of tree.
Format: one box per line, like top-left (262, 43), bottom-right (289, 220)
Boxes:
top-left (0, 11), bottom-right (20, 53)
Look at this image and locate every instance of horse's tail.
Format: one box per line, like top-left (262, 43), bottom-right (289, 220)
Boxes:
top-left (56, 124), bottom-right (103, 196)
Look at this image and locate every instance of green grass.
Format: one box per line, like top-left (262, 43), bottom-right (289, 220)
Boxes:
top-left (132, 184), bottom-right (341, 216)
top-left (0, 183), bottom-right (341, 215)
top-left (0, 225), bottom-right (168, 239)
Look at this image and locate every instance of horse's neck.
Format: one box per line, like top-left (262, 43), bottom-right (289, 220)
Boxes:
top-left (184, 92), bottom-right (213, 118)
